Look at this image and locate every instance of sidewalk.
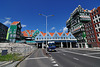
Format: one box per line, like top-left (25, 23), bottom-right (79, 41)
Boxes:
top-left (0, 46), bottom-right (37, 67)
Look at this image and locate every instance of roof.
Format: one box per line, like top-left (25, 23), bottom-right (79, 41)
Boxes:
top-left (66, 32), bottom-right (69, 35)
top-left (22, 30), bottom-right (71, 38)
top-left (42, 33), bottom-right (46, 37)
top-left (22, 30), bottom-right (35, 37)
top-left (49, 33), bottom-right (55, 36)
top-left (11, 21), bottom-right (20, 25)
top-left (22, 31), bottom-right (28, 37)
top-left (58, 32), bottom-right (63, 36)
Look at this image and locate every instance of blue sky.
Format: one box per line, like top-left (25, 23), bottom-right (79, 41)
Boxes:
top-left (0, 0), bottom-right (100, 33)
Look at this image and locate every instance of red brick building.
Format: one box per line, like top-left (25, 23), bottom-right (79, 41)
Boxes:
top-left (85, 22), bottom-right (96, 47)
top-left (85, 6), bottom-right (100, 47)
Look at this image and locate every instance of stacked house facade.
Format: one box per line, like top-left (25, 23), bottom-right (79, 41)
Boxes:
top-left (0, 23), bottom-right (8, 42)
top-left (66, 5), bottom-right (91, 48)
top-left (7, 21), bottom-right (22, 43)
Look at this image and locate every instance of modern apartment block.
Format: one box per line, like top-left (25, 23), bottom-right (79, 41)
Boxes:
top-left (89, 6), bottom-right (100, 47)
top-left (66, 5), bottom-right (91, 48)
top-left (0, 23), bottom-right (8, 42)
top-left (7, 21), bottom-right (22, 43)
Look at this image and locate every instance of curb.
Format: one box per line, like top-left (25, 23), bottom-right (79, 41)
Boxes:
top-left (42, 49), bottom-right (51, 57)
top-left (0, 61), bottom-right (13, 67)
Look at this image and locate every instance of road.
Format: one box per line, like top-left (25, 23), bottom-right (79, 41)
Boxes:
top-left (18, 48), bottom-right (100, 67)
top-left (18, 49), bottom-right (59, 67)
top-left (50, 48), bottom-right (100, 67)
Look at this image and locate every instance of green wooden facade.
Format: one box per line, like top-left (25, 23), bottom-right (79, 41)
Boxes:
top-left (7, 22), bottom-right (22, 43)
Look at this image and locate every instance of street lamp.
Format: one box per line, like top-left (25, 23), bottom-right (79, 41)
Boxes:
top-left (39, 14), bottom-right (54, 53)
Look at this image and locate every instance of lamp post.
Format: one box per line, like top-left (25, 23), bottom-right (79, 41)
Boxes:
top-left (39, 14), bottom-right (54, 53)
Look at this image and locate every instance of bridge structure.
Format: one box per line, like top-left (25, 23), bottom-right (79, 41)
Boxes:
top-left (35, 31), bottom-right (77, 48)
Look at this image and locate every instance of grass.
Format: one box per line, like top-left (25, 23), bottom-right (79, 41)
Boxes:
top-left (0, 53), bottom-right (23, 61)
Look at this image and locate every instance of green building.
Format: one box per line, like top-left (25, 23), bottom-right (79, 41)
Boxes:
top-left (6, 21), bottom-right (22, 43)
top-left (66, 5), bottom-right (91, 48)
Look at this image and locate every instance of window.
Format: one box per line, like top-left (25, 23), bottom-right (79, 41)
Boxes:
top-left (14, 31), bottom-right (16, 33)
top-left (96, 29), bottom-right (98, 32)
top-left (96, 20), bottom-right (98, 23)
top-left (94, 21), bottom-right (95, 23)
top-left (13, 39), bottom-right (15, 42)
top-left (98, 39), bottom-right (100, 42)
top-left (95, 15), bottom-right (97, 18)
top-left (18, 25), bottom-right (21, 28)
top-left (10, 34), bottom-right (12, 37)
top-left (97, 34), bottom-right (99, 37)
top-left (97, 24), bottom-right (99, 27)
top-left (94, 12), bottom-right (95, 14)
top-left (99, 18), bottom-right (100, 22)
top-left (9, 39), bottom-right (11, 41)
top-left (13, 34), bottom-right (16, 38)
top-left (63, 34), bottom-right (65, 36)
top-left (96, 10), bottom-right (98, 13)
top-left (95, 25), bottom-right (97, 28)
top-left (99, 28), bottom-right (100, 32)
top-left (92, 13), bottom-right (93, 16)
top-left (98, 14), bottom-right (100, 17)
top-left (47, 34), bottom-right (49, 36)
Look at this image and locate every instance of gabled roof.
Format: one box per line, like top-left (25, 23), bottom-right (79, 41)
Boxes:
top-left (11, 21), bottom-right (20, 25)
top-left (66, 32), bottom-right (70, 35)
top-left (58, 32), bottom-right (63, 36)
top-left (22, 31), bottom-right (28, 37)
top-left (42, 33), bottom-right (46, 37)
top-left (49, 33), bottom-right (55, 37)
top-left (22, 30), bottom-right (35, 37)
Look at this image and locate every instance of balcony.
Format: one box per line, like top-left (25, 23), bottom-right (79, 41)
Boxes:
top-left (80, 15), bottom-right (91, 22)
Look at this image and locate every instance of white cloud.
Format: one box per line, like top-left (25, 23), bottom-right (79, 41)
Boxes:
top-left (51, 27), bottom-right (55, 30)
top-left (5, 17), bottom-right (11, 20)
top-left (63, 27), bottom-right (68, 32)
top-left (3, 17), bottom-right (11, 26)
top-left (3, 20), bottom-right (11, 25)
top-left (21, 24), bottom-right (26, 27)
top-left (59, 29), bottom-right (62, 31)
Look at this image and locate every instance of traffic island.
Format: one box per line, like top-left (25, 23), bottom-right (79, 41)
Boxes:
top-left (42, 49), bottom-right (51, 57)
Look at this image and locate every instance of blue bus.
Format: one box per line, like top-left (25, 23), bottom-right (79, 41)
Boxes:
top-left (47, 42), bottom-right (56, 52)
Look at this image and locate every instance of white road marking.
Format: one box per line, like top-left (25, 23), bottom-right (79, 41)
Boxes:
top-left (63, 53), bottom-right (66, 55)
top-left (25, 57), bottom-right (48, 60)
top-left (73, 57), bottom-right (79, 60)
top-left (52, 61), bottom-right (56, 63)
top-left (50, 57), bottom-right (55, 61)
top-left (83, 54), bottom-right (87, 55)
top-left (61, 50), bottom-right (100, 59)
top-left (51, 59), bottom-right (55, 61)
top-left (53, 64), bottom-right (59, 66)
top-left (86, 52), bottom-right (100, 55)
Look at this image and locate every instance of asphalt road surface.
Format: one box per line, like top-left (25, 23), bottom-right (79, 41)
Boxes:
top-left (50, 48), bottom-right (100, 67)
top-left (18, 49), bottom-right (59, 67)
top-left (18, 48), bottom-right (100, 67)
